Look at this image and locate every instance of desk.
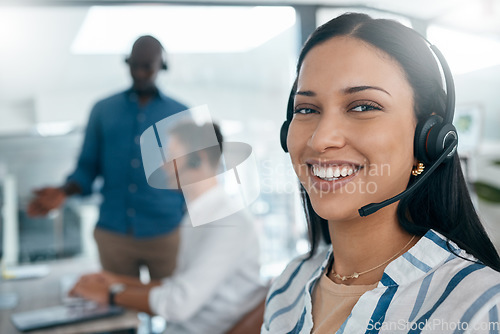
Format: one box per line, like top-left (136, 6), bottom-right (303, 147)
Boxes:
top-left (0, 258), bottom-right (140, 334)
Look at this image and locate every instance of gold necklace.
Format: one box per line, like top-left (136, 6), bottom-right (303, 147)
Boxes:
top-left (331, 235), bottom-right (416, 281)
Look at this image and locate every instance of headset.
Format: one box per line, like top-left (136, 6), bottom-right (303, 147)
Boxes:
top-left (280, 37), bottom-right (458, 217)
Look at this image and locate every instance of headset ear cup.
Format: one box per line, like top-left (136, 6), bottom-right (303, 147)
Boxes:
top-left (280, 121), bottom-right (290, 153)
top-left (161, 50), bottom-right (168, 70)
top-left (427, 123), bottom-right (458, 162)
top-left (280, 85), bottom-right (296, 153)
top-left (414, 115), bottom-right (442, 165)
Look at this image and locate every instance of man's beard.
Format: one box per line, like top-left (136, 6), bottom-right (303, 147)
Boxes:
top-left (134, 84), bottom-right (158, 97)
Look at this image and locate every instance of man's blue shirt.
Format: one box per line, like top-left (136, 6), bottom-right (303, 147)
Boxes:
top-left (67, 88), bottom-right (187, 238)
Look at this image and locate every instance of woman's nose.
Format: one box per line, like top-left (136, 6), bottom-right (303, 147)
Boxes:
top-left (307, 114), bottom-right (347, 152)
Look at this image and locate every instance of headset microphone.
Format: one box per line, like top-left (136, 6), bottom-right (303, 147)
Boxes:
top-left (358, 137), bottom-right (457, 217)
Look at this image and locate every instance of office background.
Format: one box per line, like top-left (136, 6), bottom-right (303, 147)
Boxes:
top-left (1, 0), bottom-right (500, 278)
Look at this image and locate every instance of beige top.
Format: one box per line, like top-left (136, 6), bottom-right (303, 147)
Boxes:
top-left (311, 272), bottom-right (378, 334)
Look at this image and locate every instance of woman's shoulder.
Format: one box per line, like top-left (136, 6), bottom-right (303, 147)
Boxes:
top-left (436, 259), bottom-right (500, 327)
top-left (424, 253), bottom-right (500, 313)
top-left (439, 246), bottom-right (500, 283)
top-left (420, 229), bottom-right (500, 287)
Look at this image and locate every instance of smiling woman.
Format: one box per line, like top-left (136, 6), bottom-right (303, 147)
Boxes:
top-left (289, 35), bottom-right (416, 223)
top-left (263, 12), bottom-right (500, 334)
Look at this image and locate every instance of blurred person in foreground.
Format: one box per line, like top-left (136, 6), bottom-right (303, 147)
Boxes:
top-left (70, 122), bottom-right (267, 334)
top-left (27, 35), bottom-right (187, 280)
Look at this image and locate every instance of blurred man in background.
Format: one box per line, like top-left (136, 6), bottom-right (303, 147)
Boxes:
top-left (27, 35), bottom-right (187, 280)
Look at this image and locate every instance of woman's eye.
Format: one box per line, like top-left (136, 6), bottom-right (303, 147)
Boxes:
top-left (293, 108), bottom-right (317, 115)
top-left (350, 103), bottom-right (382, 112)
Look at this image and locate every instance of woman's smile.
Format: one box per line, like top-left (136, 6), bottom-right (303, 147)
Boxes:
top-left (304, 160), bottom-right (363, 192)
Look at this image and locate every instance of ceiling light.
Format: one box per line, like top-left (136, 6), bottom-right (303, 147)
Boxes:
top-left (72, 5), bottom-right (296, 54)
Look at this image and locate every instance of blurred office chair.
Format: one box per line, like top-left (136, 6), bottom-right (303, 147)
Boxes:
top-left (226, 298), bottom-right (266, 334)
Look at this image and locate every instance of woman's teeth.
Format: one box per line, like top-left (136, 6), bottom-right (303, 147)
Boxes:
top-left (312, 165), bottom-right (356, 181)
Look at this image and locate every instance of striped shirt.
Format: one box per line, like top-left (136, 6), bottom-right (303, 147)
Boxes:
top-left (262, 229), bottom-right (500, 333)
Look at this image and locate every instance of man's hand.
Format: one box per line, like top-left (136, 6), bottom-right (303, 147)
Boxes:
top-left (70, 271), bottom-right (157, 314)
top-left (69, 272), bottom-right (110, 304)
top-left (27, 187), bottom-right (66, 217)
top-left (98, 271), bottom-right (125, 285)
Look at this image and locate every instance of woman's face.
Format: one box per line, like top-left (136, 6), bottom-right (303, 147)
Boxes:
top-left (288, 36), bottom-right (417, 221)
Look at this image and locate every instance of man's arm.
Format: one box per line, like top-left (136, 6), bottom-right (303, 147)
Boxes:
top-left (27, 103), bottom-right (102, 217)
top-left (69, 271), bottom-right (162, 314)
top-left (27, 181), bottom-right (81, 217)
top-left (60, 181), bottom-right (82, 196)
top-left (101, 270), bottom-right (160, 288)
top-left (113, 285), bottom-right (158, 314)
top-left (65, 104), bottom-right (103, 196)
